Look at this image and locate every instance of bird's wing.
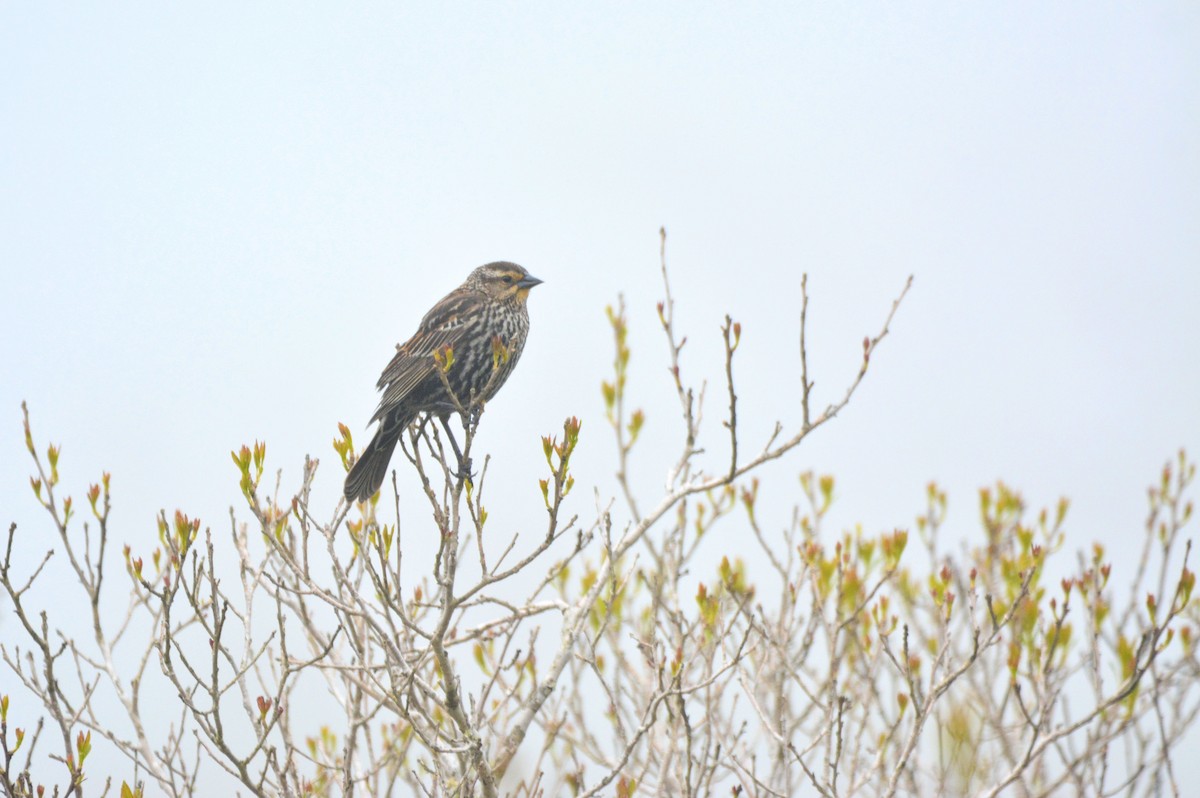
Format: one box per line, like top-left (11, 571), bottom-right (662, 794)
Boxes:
top-left (370, 289), bottom-right (481, 422)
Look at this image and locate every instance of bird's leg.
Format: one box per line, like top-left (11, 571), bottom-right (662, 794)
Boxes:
top-left (438, 413), bottom-right (473, 481)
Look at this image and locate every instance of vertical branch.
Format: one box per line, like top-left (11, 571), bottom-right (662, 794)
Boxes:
top-left (720, 315), bottom-right (740, 483)
top-left (657, 228), bottom-right (702, 484)
top-left (799, 274), bottom-right (812, 431)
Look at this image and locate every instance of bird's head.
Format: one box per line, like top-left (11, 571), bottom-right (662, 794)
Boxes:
top-left (469, 262), bottom-right (544, 303)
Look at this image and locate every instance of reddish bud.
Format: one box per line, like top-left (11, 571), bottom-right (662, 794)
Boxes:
top-left (75, 730), bottom-right (91, 764)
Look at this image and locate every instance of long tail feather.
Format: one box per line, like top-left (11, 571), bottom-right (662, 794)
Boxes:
top-left (343, 410), bottom-right (413, 502)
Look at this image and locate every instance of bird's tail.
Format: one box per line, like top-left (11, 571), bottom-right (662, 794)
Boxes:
top-left (343, 410), bottom-right (413, 502)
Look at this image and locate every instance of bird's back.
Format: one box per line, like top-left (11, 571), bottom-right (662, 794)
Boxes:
top-left (371, 286), bottom-right (530, 423)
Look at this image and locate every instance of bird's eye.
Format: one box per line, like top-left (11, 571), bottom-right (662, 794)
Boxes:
top-left (501, 275), bottom-right (514, 285)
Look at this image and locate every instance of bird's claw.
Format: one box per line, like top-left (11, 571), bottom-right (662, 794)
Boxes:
top-left (454, 455), bottom-right (475, 482)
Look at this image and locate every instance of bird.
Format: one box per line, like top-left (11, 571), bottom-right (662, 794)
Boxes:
top-left (343, 262), bottom-right (543, 502)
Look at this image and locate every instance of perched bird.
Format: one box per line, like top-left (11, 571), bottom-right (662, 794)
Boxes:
top-left (344, 262), bottom-right (543, 502)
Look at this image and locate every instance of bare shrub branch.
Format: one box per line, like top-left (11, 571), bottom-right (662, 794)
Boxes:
top-left (4, 242), bottom-right (1197, 798)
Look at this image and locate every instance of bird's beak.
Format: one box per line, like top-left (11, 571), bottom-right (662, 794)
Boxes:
top-left (517, 274), bottom-right (544, 289)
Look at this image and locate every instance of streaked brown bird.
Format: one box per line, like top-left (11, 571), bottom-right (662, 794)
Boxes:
top-left (344, 262), bottom-right (543, 502)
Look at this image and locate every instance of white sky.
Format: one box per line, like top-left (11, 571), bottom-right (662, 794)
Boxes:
top-left (2, 2), bottom-right (1198, 791)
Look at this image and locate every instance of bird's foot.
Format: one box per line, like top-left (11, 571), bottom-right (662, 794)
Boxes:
top-left (454, 455), bottom-right (475, 482)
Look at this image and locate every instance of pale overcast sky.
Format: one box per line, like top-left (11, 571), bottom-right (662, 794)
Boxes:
top-left (2, 2), bottom-right (1198, 790)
